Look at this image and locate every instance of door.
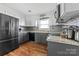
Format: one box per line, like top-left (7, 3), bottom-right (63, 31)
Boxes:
top-left (0, 14), bottom-right (11, 41)
top-left (10, 17), bottom-right (16, 38)
top-left (15, 18), bottom-right (19, 37)
top-left (0, 14), bottom-right (2, 40)
top-left (3, 15), bottom-right (11, 39)
top-left (10, 17), bottom-right (19, 38)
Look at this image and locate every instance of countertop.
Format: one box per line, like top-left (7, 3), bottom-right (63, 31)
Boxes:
top-left (47, 35), bottom-right (79, 46)
top-left (20, 30), bottom-right (50, 33)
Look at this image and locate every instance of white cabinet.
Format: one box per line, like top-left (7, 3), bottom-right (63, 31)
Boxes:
top-left (60, 3), bottom-right (79, 16)
top-left (63, 3), bottom-right (79, 13)
top-left (57, 3), bottom-right (79, 23)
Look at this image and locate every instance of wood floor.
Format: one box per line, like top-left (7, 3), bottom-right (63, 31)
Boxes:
top-left (5, 41), bottom-right (48, 56)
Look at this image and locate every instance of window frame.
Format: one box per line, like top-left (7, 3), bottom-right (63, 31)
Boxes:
top-left (39, 18), bottom-right (49, 29)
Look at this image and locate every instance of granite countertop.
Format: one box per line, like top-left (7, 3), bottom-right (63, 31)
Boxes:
top-left (47, 35), bottom-right (79, 46)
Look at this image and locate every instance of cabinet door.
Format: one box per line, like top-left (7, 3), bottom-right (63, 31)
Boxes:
top-left (18, 32), bottom-right (29, 44)
top-left (23, 33), bottom-right (29, 42)
top-left (35, 33), bottom-right (41, 43)
top-left (18, 32), bottom-right (24, 44)
top-left (35, 33), bottom-right (48, 43)
top-left (40, 33), bottom-right (48, 43)
top-left (64, 3), bottom-right (79, 13)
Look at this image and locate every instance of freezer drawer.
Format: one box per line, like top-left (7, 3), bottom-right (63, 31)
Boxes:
top-left (0, 38), bottom-right (19, 56)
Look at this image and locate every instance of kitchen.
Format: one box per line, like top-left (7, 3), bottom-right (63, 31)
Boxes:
top-left (0, 3), bottom-right (79, 56)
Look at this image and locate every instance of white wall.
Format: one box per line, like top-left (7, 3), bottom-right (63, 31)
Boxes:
top-left (0, 4), bottom-right (26, 26)
top-left (25, 9), bottom-right (58, 27)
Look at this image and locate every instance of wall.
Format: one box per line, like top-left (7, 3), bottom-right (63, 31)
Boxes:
top-left (0, 4), bottom-right (26, 26)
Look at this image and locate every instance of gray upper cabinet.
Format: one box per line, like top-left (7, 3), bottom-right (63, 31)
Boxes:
top-left (55, 3), bottom-right (79, 23)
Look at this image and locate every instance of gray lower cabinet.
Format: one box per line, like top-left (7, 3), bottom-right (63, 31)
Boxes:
top-left (23, 33), bottom-right (29, 42)
top-left (48, 41), bottom-right (79, 56)
top-left (35, 33), bottom-right (48, 43)
top-left (18, 32), bottom-right (29, 44)
top-left (18, 32), bottom-right (48, 44)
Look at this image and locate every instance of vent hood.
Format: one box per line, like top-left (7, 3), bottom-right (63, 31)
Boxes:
top-left (60, 10), bottom-right (79, 23)
top-left (40, 13), bottom-right (50, 20)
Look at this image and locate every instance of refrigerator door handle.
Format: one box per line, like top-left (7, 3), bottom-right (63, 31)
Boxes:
top-left (0, 38), bottom-right (15, 43)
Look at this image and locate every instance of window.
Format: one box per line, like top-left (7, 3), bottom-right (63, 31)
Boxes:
top-left (39, 19), bottom-right (49, 28)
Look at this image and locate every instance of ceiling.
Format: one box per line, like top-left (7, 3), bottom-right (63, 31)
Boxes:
top-left (1, 3), bottom-right (57, 15)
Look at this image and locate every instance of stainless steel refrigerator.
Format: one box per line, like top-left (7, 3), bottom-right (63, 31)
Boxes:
top-left (0, 13), bottom-right (19, 55)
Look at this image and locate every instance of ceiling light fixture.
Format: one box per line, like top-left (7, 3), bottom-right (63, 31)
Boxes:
top-left (28, 10), bottom-right (31, 12)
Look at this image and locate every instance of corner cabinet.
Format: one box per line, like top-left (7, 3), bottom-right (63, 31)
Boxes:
top-left (18, 32), bottom-right (29, 44)
top-left (55, 3), bottom-right (79, 23)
